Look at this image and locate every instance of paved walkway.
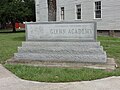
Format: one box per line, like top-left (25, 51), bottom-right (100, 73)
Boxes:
top-left (0, 64), bottom-right (120, 90)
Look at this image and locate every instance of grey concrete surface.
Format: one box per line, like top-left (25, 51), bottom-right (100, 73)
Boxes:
top-left (25, 22), bottom-right (96, 41)
top-left (0, 64), bottom-right (120, 90)
top-left (14, 41), bottom-right (107, 63)
top-left (15, 21), bottom-right (107, 63)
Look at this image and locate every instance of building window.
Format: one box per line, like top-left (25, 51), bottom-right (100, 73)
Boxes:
top-left (76, 4), bottom-right (81, 19)
top-left (61, 7), bottom-right (64, 20)
top-left (95, 1), bottom-right (101, 18)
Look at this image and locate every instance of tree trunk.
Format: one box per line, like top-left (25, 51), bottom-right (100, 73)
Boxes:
top-left (11, 19), bottom-right (16, 32)
top-left (48, 0), bottom-right (56, 21)
top-left (1, 22), bottom-right (6, 29)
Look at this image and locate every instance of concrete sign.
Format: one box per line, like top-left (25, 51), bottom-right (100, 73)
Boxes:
top-left (26, 22), bottom-right (96, 41)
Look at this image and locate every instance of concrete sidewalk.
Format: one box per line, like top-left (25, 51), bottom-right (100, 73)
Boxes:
top-left (0, 64), bottom-right (120, 90)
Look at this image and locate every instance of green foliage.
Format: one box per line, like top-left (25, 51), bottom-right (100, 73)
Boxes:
top-left (0, 0), bottom-right (35, 21)
top-left (0, 0), bottom-right (35, 31)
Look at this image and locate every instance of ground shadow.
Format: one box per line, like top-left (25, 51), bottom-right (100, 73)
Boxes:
top-left (12, 36), bottom-right (25, 41)
top-left (0, 30), bottom-right (25, 33)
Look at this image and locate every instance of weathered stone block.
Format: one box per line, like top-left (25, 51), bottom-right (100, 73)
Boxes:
top-left (22, 42), bottom-right (101, 47)
top-left (18, 47), bottom-right (104, 54)
top-left (14, 22), bottom-right (107, 63)
top-left (14, 53), bottom-right (107, 63)
top-left (25, 22), bottom-right (97, 41)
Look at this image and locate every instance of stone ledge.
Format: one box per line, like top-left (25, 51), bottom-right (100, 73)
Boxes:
top-left (18, 47), bottom-right (104, 54)
top-left (22, 42), bottom-right (101, 47)
top-left (6, 58), bottom-right (117, 70)
top-left (14, 53), bottom-right (107, 63)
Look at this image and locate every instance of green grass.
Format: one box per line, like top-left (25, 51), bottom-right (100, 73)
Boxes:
top-left (0, 32), bottom-right (25, 64)
top-left (4, 64), bottom-right (120, 82)
top-left (0, 32), bottom-right (120, 82)
top-left (98, 36), bottom-right (120, 66)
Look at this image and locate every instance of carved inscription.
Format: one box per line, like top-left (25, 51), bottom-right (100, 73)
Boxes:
top-left (26, 22), bottom-right (95, 41)
top-left (50, 28), bottom-right (93, 34)
top-left (49, 24), bottom-right (93, 36)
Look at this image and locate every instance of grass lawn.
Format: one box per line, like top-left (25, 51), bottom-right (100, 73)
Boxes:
top-left (98, 36), bottom-right (120, 66)
top-left (0, 32), bottom-right (120, 82)
top-left (0, 32), bottom-right (25, 64)
top-left (4, 64), bottom-right (120, 82)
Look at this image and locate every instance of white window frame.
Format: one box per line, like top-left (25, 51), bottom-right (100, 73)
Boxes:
top-left (75, 4), bottom-right (82, 20)
top-left (60, 7), bottom-right (64, 21)
top-left (94, 1), bottom-right (102, 19)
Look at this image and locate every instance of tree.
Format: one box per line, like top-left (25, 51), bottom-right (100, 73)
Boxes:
top-left (48, 0), bottom-right (56, 21)
top-left (0, 0), bottom-right (8, 29)
top-left (0, 0), bottom-right (35, 32)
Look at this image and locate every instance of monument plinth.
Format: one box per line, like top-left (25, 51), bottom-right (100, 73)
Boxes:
top-left (14, 22), bottom-right (107, 63)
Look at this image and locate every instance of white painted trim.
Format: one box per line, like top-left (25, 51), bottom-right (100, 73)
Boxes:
top-left (93, 1), bottom-right (102, 19)
top-left (75, 4), bottom-right (82, 20)
top-left (60, 7), bottom-right (65, 21)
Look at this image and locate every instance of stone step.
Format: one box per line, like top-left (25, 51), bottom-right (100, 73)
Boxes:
top-left (18, 47), bottom-right (104, 54)
top-left (14, 53), bottom-right (107, 63)
top-left (20, 45), bottom-right (102, 49)
top-left (22, 42), bottom-right (101, 47)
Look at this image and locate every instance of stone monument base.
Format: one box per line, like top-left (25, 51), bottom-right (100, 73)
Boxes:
top-left (14, 22), bottom-right (107, 63)
top-left (7, 58), bottom-right (116, 70)
top-left (14, 41), bottom-right (107, 63)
